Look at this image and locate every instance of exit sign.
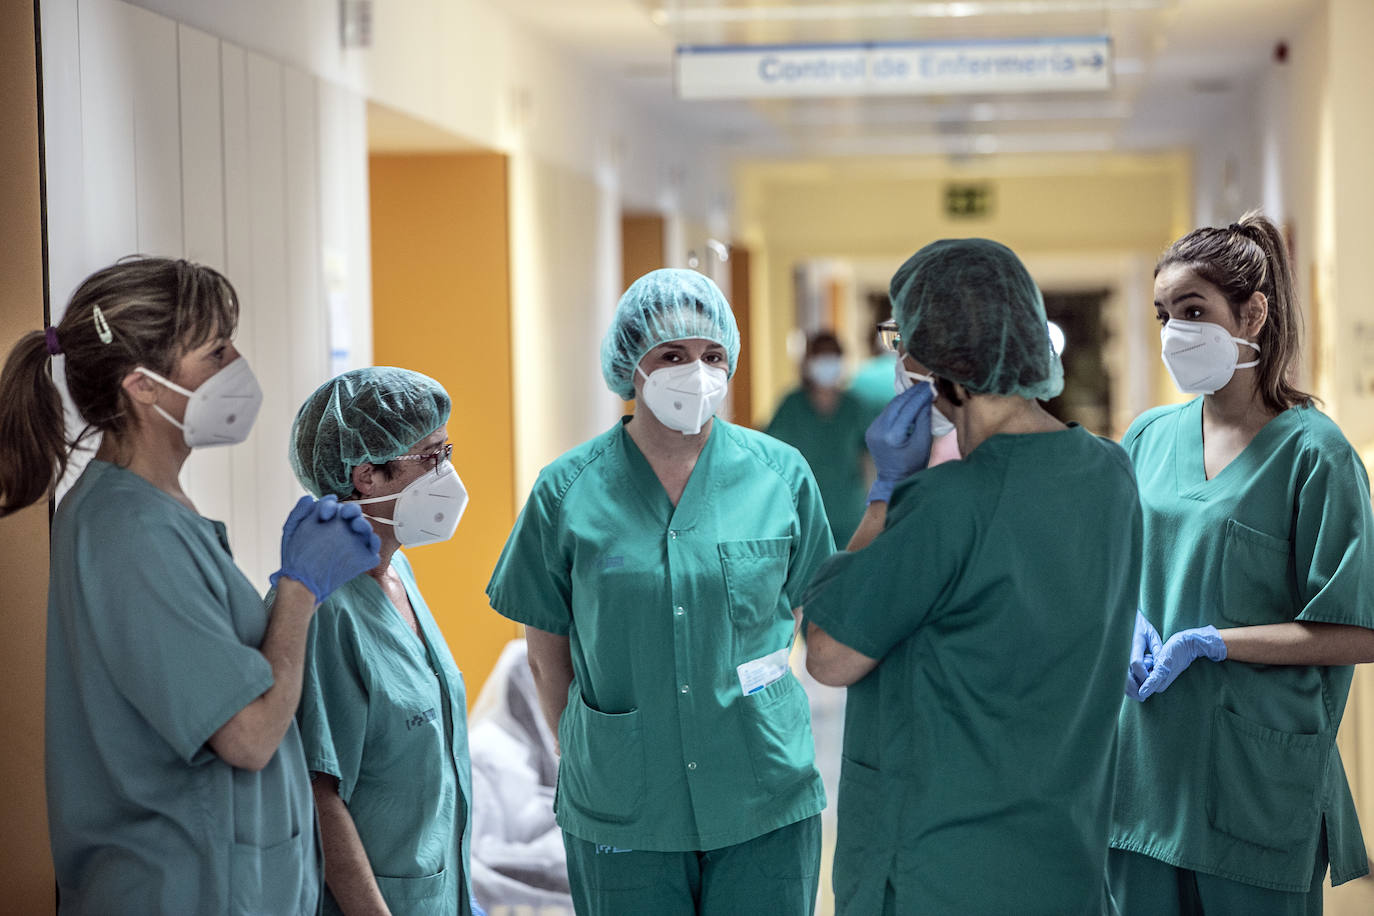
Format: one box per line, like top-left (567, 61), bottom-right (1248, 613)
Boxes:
top-left (945, 183), bottom-right (994, 219)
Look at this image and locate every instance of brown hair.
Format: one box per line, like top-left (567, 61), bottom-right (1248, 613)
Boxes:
top-left (1156, 210), bottom-right (1311, 413)
top-left (0, 257), bottom-right (239, 515)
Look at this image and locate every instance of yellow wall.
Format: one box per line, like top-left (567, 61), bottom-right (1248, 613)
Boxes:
top-left (0, 0), bottom-right (54, 905)
top-left (370, 152), bottom-right (521, 703)
top-left (736, 152), bottom-right (1191, 422)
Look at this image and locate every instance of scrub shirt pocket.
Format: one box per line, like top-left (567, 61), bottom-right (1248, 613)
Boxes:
top-left (740, 673), bottom-right (815, 793)
top-left (229, 829), bottom-right (305, 915)
top-left (1218, 519), bottom-right (1295, 626)
top-left (1206, 706), bottom-right (1331, 851)
top-left (558, 694), bottom-right (646, 825)
top-left (719, 538), bottom-right (792, 633)
top-left (833, 757), bottom-right (890, 916)
top-left (375, 867), bottom-right (449, 914)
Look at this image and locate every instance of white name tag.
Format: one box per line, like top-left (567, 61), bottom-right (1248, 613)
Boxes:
top-left (737, 646), bottom-right (791, 696)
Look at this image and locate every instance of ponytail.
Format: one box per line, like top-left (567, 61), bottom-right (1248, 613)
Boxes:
top-left (0, 331), bottom-right (68, 515)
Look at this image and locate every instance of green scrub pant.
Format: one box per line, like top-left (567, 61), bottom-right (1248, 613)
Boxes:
top-left (563, 815), bottom-right (821, 915)
top-left (1108, 846), bottom-right (1326, 916)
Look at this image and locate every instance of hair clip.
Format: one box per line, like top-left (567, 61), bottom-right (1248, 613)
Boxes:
top-left (92, 305), bottom-right (114, 344)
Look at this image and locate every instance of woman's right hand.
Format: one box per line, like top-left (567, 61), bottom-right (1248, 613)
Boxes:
top-left (865, 383), bottom-right (935, 503)
top-left (1125, 609), bottom-right (1163, 699)
top-left (272, 495), bottom-right (381, 602)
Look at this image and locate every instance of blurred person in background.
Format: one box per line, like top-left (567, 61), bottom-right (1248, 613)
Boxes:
top-left (766, 330), bottom-right (871, 546)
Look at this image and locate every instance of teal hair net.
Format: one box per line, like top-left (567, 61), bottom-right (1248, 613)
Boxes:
top-left (889, 238), bottom-right (1063, 400)
top-left (290, 367), bottom-right (452, 498)
top-left (601, 268), bottom-right (740, 400)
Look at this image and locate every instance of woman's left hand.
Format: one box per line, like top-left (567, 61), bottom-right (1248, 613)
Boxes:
top-left (1136, 626), bottom-right (1227, 700)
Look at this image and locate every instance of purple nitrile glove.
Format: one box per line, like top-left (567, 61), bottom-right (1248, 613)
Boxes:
top-left (271, 494), bottom-right (381, 602)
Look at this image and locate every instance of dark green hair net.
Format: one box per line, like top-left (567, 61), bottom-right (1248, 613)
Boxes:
top-left (889, 238), bottom-right (1063, 400)
top-left (290, 367), bottom-right (451, 498)
top-left (601, 268), bottom-right (740, 400)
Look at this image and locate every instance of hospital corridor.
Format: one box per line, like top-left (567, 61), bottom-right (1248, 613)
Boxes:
top-left (4, 0), bottom-right (1374, 913)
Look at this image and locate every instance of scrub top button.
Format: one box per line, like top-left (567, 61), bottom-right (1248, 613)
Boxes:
top-left (679, 684), bottom-right (690, 694)
top-left (675, 606), bottom-right (685, 616)
top-left (687, 761), bottom-right (697, 771)
top-left (669, 530), bottom-right (679, 540)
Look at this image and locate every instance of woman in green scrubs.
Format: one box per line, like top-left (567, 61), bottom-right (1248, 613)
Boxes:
top-left (1110, 213), bottom-right (1374, 914)
top-left (289, 368), bottom-right (481, 916)
top-left (0, 258), bottom-right (380, 914)
top-left (765, 331), bottom-right (872, 546)
top-left (487, 269), bottom-right (835, 915)
top-left (800, 238), bottom-right (1142, 915)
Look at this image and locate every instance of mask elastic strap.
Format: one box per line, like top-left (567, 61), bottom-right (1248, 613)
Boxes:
top-left (133, 367), bottom-right (193, 432)
top-left (1234, 338), bottom-right (1261, 369)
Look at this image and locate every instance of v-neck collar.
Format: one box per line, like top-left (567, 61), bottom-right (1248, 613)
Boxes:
top-left (615, 418), bottom-right (720, 532)
top-left (1175, 397), bottom-right (1298, 498)
top-left (359, 558), bottom-right (436, 666)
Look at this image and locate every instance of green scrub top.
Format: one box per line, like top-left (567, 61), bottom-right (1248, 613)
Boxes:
top-left (802, 426), bottom-right (1142, 915)
top-left (297, 551), bottom-right (473, 916)
top-left (486, 418), bottom-right (834, 852)
top-left (45, 460), bottom-right (320, 915)
top-left (1111, 399), bottom-right (1374, 892)
top-left (766, 387), bottom-right (871, 545)
top-left (848, 353), bottom-right (897, 421)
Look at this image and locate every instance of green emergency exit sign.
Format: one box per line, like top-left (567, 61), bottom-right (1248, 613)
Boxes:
top-left (945, 183), bottom-right (994, 219)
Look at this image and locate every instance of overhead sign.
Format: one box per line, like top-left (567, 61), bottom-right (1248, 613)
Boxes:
top-left (675, 37), bottom-right (1111, 99)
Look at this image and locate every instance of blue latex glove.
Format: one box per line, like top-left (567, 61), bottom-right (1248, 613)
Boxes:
top-left (1136, 625), bottom-right (1227, 700)
top-left (271, 495), bottom-right (381, 603)
top-left (470, 896), bottom-right (487, 916)
top-left (1125, 609), bottom-right (1164, 700)
top-left (865, 382), bottom-right (935, 503)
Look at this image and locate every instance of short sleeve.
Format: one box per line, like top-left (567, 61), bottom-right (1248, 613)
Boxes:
top-left (785, 462), bottom-right (836, 602)
top-left (1293, 445), bottom-right (1374, 629)
top-left (487, 474), bottom-right (574, 635)
top-left (296, 598), bottom-right (369, 802)
top-left (802, 474), bottom-right (966, 660)
top-left (82, 513), bottom-right (272, 764)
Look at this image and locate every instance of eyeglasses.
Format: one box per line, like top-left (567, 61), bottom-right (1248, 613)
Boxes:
top-left (392, 442), bottom-right (453, 473)
top-left (877, 320), bottom-right (902, 353)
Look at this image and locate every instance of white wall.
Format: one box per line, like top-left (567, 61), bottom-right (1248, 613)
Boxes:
top-left (41, 0), bottom-right (372, 586)
top-left (119, 0), bottom-right (732, 495)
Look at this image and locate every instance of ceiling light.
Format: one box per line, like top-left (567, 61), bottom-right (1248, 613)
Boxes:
top-left (651, 0), bottom-right (1171, 26)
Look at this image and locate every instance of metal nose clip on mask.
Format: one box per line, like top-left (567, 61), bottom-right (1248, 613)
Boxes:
top-left (355, 462), bottom-right (469, 548)
top-left (1159, 319), bottom-right (1260, 395)
top-left (134, 357), bottom-right (264, 448)
top-left (637, 360), bottom-right (729, 436)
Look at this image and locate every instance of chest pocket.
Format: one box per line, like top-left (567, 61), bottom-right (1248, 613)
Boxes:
top-left (1218, 519), bottom-right (1296, 626)
top-left (719, 538), bottom-right (792, 631)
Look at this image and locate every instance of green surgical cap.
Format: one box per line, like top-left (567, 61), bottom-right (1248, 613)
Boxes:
top-left (890, 238), bottom-right (1063, 400)
top-left (601, 268), bottom-right (740, 400)
top-left (290, 367), bottom-right (451, 498)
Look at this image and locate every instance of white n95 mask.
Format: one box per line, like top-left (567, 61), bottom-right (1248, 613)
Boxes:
top-left (894, 361), bottom-right (956, 438)
top-left (135, 357), bottom-right (263, 448)
top-left (637, 361), bottom-right (728, 436)
top-left (355, 462), bottom-right (468, 547)
top-left (1160, 319), bottom-right (1260, 395)
top-left (806, 355), bottom-right (845, 388)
